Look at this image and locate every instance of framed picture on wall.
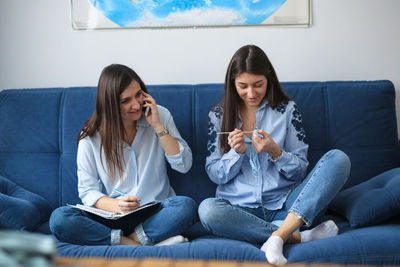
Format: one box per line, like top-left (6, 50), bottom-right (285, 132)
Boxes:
top-left (70, 0), bottom-right (312, 30)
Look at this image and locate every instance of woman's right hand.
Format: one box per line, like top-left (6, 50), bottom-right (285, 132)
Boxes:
top-left (142, 92), bottom-right (162, 129)
top-left (228, 129), bottom-right (246, 154)
top-left (117, 195), bottom-right (141, 214)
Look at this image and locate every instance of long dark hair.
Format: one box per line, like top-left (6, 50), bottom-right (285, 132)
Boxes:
top-left (218, 45), bottom-right (291, 154)
top-left (78, 64), bottom-right (148, 181)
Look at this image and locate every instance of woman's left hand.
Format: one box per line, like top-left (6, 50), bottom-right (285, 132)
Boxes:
top-left (142, 92), bottom-right (162, 129)
top-left (252, 129), bottom-right (282, 157)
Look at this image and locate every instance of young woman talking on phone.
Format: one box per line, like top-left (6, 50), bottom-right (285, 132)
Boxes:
top-left (50, 64), bottom-right (197, 246)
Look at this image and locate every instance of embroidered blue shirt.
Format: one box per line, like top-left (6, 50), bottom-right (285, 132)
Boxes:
top-left (206, 100), bottom-right (309, 210)
top-left (77, 105), bottom-right (192, 206)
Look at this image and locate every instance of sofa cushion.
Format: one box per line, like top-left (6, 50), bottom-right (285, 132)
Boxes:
top-left (0, 175), bottom-right (52, 231)
top-left (286, 223), bottom-right (400, 264)
top-left (329, 168), bottom-right (400, 228)
top-left (55, 236), bottom-right (267, 261)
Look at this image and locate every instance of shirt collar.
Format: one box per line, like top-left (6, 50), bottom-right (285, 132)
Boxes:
top-left (259, 99), bottom-right (268, 110)
top-left (238, 99), bottom-right (269, 123)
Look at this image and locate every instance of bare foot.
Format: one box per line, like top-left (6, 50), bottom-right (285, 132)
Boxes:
top-left (120, 236), bottom-right (141, 246)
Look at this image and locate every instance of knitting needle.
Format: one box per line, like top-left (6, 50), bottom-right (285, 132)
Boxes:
top-left (216, 131), bottom-right (254, 135)
top-left (217, 131), bottom-right (264, 138)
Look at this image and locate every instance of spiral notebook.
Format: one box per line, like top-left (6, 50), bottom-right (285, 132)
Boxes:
top-left (67, 201), bottom-right (161, 220)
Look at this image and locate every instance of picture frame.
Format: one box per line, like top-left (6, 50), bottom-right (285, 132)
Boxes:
top-left (70, 0), bottom-right (312, 30)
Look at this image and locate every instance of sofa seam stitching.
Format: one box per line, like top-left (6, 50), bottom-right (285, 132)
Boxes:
top-left (58, 88), bottom-right (65, 207)
top-left (323, 82), bottom-right (330, 150)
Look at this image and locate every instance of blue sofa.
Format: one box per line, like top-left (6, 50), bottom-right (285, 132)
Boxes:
top-left (1, 80), bottom-right (400, 264)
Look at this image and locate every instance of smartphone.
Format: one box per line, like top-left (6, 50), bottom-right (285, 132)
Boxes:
top-left (142, 102), bottom-right (150, 116)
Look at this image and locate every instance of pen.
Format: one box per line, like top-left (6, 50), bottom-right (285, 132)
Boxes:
top-left (113, 188), bottom-right (126, 196)
top-left (113, 189), bottom-right (141, 203)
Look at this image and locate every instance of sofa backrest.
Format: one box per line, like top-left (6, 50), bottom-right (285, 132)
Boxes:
top-left (0, 81), bottom-right (399, 208)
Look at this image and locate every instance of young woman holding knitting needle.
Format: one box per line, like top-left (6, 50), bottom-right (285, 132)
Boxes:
top-left (199, 45), bottom-right (351, 265)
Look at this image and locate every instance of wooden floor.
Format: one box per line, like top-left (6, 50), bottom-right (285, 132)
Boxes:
top-left (55, 257), bottom-right (367, 267)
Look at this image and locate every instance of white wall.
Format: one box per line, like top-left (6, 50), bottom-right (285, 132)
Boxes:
top-left (1, 0), bottom-right (399, 136)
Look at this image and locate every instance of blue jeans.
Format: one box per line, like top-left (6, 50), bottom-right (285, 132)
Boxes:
top-left (50, 196), bottom-right (198, 246)
top-left (198, 149), bottom-right (351, 244)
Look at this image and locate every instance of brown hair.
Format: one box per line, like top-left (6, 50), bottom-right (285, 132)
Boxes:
top-left (219, 45), bottom-right (291, 154)
top-left (78, 64), bottom-right (148, 181)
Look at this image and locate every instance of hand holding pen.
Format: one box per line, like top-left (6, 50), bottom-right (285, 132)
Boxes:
top-left (113, 189), bottom-right (141, 214)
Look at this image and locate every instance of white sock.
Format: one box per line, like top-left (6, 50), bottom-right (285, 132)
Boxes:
top-left (155, 235), bottom-right (188, 246)
top-left (261, 235), bottom-right (287, 265)
top-left (300, 220), bottom-right (338, 243)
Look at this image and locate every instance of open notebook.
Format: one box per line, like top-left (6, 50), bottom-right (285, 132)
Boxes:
top-left (67, 201), bottom-right (161, 220)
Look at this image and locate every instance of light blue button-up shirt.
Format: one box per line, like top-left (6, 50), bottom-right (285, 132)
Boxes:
top-left (206, 100), bottom-right (309, 210)
top-left (77, 105), bottom-right (192, 206)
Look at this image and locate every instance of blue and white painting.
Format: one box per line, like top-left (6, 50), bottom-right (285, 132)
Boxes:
top-left (87, 0), bottom-right (288, 28)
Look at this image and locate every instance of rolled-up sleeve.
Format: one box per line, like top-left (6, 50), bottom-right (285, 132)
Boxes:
top-left (163, 111), bottom-right (192, 173)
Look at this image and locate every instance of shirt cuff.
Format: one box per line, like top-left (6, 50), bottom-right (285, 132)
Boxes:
top-left (165, 141), bottom-right (185, 164)
top-left (223, 148), bottom-right (245, 172)
top-left (272, 150), bottom-right (291, 172)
